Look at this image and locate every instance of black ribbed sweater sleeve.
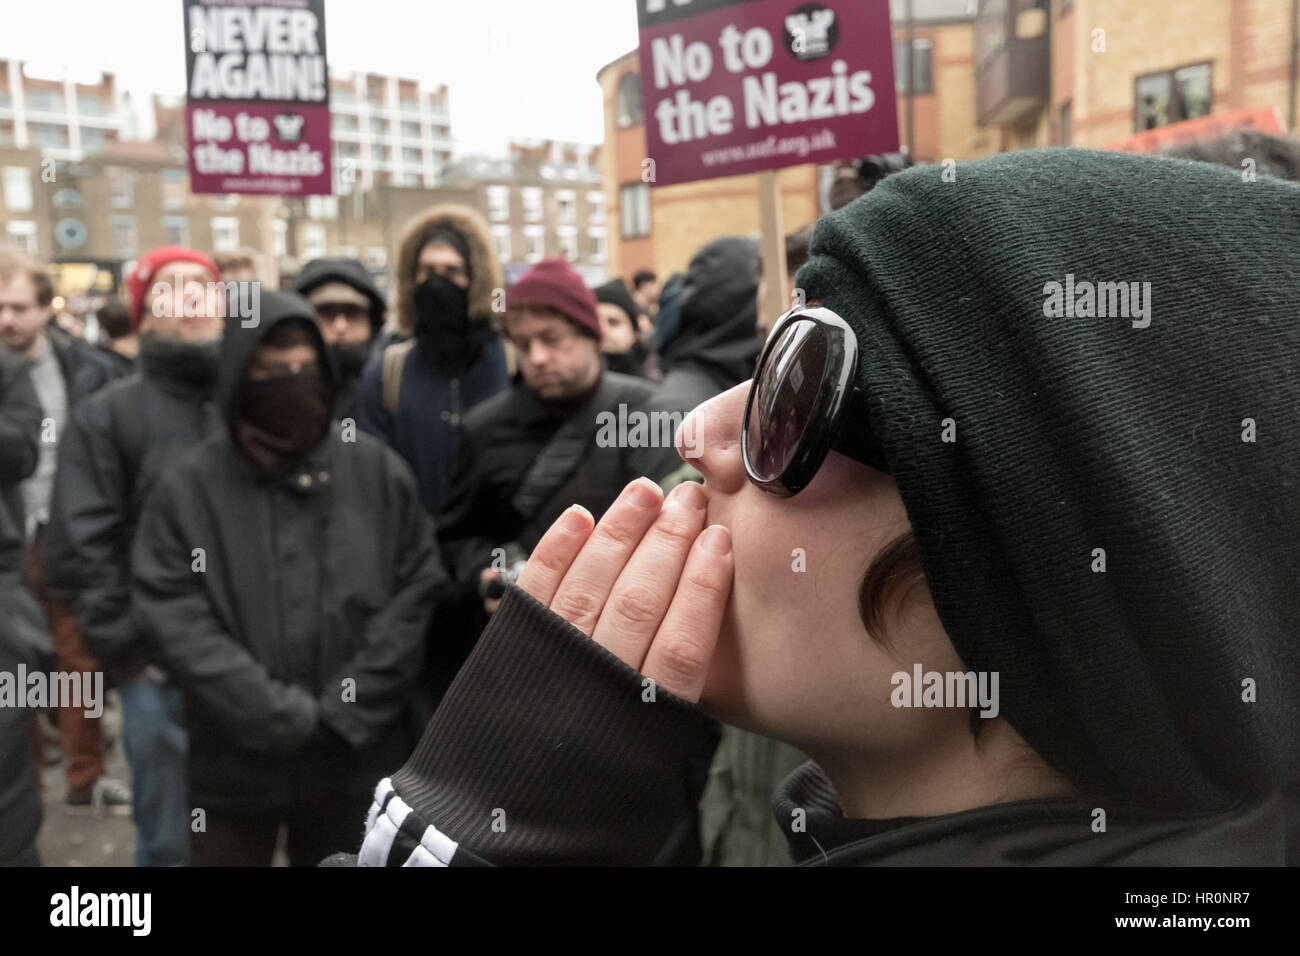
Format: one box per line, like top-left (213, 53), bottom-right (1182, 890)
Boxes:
top-left (385, 584), bottom-right (721, 865)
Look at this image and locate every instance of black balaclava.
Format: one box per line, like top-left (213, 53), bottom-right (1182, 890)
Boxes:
top-left (415, 273), bottom-right (492, 375)
top-left (235, 370), bottom-right (332, 477)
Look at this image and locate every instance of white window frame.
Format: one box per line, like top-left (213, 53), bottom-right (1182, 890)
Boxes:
top-left (4, 220), bottom-right (37, 254)
top-left (523, 224), bottom-right (545, 263)
top-left (487, 185), bottom-right (510, 223)
top-left (301, 223), bottom-right (327, 260)
top-left (588, 225), bottom-right (608, 264)
top-left (490, 224), bottom-right (511, 263)
top-left (556, 189), bottom-right (576, 223)
top-left (522, 187), bottom-right (543, 223)
top-left (587, 190), bottom-right (605, 223)
top-left (108, 213), bottom-right (138, 258)
top-left (3, 167), bottom-right (33, 212)
top-left (211, 216), bottom-right (240, 253)
top-left (162, 215), bottom-right (189, 248)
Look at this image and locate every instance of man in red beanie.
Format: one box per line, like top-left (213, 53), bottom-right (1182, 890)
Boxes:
top-left (44, 245), bottom-right (229, 865)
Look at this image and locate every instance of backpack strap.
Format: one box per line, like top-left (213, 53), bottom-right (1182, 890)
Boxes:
top-left (381, 340), bottom-right (417, 417)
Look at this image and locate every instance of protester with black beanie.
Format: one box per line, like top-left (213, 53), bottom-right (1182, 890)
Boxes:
top-left (339, 148), bottom-right (1298, 867)
top-left (293, 257), bottom-right (386, 422)
top-left (593, 278), bottom-right (649, 378)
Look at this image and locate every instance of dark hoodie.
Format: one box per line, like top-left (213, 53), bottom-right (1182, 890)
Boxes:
top-left (131, 292), bottom-right (443, 812)
top-left (634, 238), bottom-right (761, 480)
top-left (292, 257), bottom-right (386, 422)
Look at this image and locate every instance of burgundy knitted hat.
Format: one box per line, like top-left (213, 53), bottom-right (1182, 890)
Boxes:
top-left (507, 258), bottom-right (602, 345)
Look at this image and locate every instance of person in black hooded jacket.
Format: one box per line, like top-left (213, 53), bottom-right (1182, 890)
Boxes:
top-left (633, 238), bottom-right (761, 482)
top-left (342, 149), bottom-right (1299, 867)
top-left (0, 349), bottom-right (42, 867)
top-left (132, 291), bottom-right (442, 866)
top-left (292, 257), bottom-right (385, 423)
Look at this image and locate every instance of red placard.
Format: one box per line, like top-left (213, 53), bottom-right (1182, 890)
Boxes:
top-left (636, 0), bottom-right (899, 187)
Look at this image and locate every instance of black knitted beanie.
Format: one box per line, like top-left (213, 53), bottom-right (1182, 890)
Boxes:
top-left (796, 148), bottom-right (1300, 812)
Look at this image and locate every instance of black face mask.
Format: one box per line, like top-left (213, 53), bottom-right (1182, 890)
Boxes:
top-left (235, 371), bottom-right (332, 477)
top-left (328, 341), bottom-right (372, 382)
top-left (414, 274), bottom-right (491, 374)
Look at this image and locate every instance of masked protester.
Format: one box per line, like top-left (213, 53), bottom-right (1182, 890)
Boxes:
top-left (357, 206), bottom-right (509, 517)
top-left (43, 245), bottom-right (226, 864)
top-left (131, 292), bottom-right (442, 866)
top-left (293, 257), bottom-right (385, 422)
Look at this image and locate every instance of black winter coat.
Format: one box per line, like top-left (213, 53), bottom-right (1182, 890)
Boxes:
top-left (0, 351), bottom-right (42, 866)
top-left (130, 301), bottom-right (443, 811)
top-left (44, 337), bottom-right (223, 670)
top-left (636, 238), bottom-right (761, 480)
top-left (437, 371), bottom-right (656, 585)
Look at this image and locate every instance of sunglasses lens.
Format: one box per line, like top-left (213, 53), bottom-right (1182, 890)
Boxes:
top-left (746, 321), bottom-right (830, 483)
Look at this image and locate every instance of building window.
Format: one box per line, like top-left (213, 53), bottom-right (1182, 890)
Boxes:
top-left (616, 72), bottom-right (643, 128)
top-left (491, 224), bottom-right (511, 263)
top-left (80, 128), bottom-right (110, 153)
top-left (25, 89), bottom-right (62, 113)
top-left (5, 221), bottom-right (37, 255)
top-left (522, 187), bottom-right (543, 223)
top-left (523, 225), bottom-right (545, 263)
top-left (301, 223), bottom-right (326, 259)
top-left (3, 166), bottom-right (33, 212)
top-left (211, 216), bottom-right (240, 252)
top-left (211, 193), bottom-right (239, 211)
top-left (588, 226), bottom-right (607, 264)
top-left (400, 121), bottom-right (421, 139)
top-left (369, 117), bottom-right (388, 135)
top-left (162, 215), bottom-right (189, 248)
top-left (306, 195), bottom-right (339, 220)
top-left (487, 185), bottom-right (510, 222)
top-left (363, 246), bottom-right (387, 270)
top-left (402, 147), bottom-right (423, 163)
top-left (76, 93), bottom-right (105, 116)
top-left (162, 169), bottom-right (186, 210)
top-left (557, 225), bottom-right (578, 262)
top-left (1059, 101), bottom-right (1072, 146)
top-left (271, 219), bottom-right (287, 257)
top-left (28, 123), bottom-right (69, 150)
top-left (108, 214), bottom-right (137, 258)
top-left (1135, 63), bottom-right (1212, 132)
top-left (556, 190), bottom-right (576, 223)
top-left (894, 38), bottom-right (933, 94)
top-left (619, 182), bottom-right (650, 239)
top-left (587, 190), bottom-right (605, 223)
top-left (105, 167), bottom-right (134, 208)
top-left (334, 114), bottom-right (359, 133)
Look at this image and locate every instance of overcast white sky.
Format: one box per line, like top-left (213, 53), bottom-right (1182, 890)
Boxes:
top-left (0, 0), bottom-right (640, 156)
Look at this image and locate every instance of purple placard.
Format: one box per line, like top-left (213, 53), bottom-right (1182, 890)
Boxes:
top-left (184, 0), bottom-right (332, 196)
top-left (636, 0), bottom-right (899, 187)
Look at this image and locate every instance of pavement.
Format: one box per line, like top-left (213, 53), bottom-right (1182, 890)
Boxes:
top-left (34, 695), bottom-right (135, 867)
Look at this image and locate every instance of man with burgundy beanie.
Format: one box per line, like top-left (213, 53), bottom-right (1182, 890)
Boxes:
top-left (45, 245), bottom-right (230, 865)
top-left (434, 258), bottom-right (718, 863)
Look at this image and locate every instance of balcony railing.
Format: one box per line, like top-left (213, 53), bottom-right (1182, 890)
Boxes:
top-left (975, 0), bottom-right (1049, 126)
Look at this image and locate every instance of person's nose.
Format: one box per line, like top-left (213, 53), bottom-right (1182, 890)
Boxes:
top-left (677, 381), bottom-right (750, 494)
top-left (527, 340), bottom-right (552, 367)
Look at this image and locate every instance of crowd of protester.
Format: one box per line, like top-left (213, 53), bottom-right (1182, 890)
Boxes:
top-left (0, 131), bottom-right (1297, 867)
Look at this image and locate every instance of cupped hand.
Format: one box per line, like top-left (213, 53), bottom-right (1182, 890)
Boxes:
top-left (514, 477), bottom-right (734, 703)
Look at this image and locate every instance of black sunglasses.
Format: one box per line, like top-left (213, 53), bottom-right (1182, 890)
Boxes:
top-left (742, 305), bottom-right (888, 497)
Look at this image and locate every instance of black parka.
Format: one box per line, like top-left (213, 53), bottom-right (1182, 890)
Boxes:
top-left (0, 351), bottom-right (42, 866)
top-left (44, 336), bottom-right (224, 671)
top-left (130, 295), bottom-right (443, 811)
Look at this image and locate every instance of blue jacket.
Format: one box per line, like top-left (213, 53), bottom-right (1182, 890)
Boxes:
top-left (357, 339), bottom-right (508, 516)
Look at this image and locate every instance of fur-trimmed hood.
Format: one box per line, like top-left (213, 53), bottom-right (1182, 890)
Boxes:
top-left (392, 204), bottom-right (502, 336)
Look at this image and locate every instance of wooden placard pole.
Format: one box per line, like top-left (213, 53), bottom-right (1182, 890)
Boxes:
top-left (757, 169), bottom-right (788, 337)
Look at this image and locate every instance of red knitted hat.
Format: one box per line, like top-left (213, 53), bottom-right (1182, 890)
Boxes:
top-left (506, 258), bottom-right (602, 345)
top-left (126, 246), bottom-right (220, 330)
